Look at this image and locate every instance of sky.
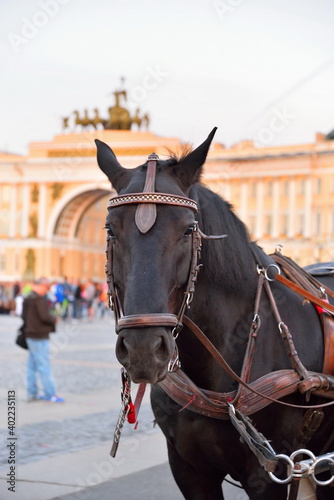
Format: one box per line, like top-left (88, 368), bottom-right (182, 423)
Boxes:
top-left (1, 0), bottom-right (334, 154)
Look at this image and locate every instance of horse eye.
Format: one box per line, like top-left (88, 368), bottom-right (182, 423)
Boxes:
top-left (105, 226), bottom-right (115, 238)
top-left (184, 224), bottom-right (195, 236)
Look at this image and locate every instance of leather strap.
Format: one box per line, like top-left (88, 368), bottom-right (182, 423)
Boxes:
top-left (182, 315), bottom-right (334, 409)
top-left (117, 313), bottom-right (179, 332)
top-left (135, 153), bottom-right (158, 233)
top-left (272, 252), bottom-right (334, 300)
top-left (276, 274), bottom-right (334, 315)
top-left (133, 382), bottom-right (147, 429)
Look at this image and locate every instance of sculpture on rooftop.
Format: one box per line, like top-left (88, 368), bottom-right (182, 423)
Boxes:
top-left (62, 80), bottom-right (149, 132)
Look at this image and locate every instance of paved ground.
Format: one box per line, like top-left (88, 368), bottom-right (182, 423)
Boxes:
top-left (0, 314), bottom-right (315, 499)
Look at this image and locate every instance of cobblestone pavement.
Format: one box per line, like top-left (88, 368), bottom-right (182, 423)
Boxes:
top-left (0, 315), bottom-right (317, 500)
top-left (0, 315), bottom-right (157, 465)
top-left (0, 314), bottom-right (119, 394)
top-left (0, 314), bottom-right (252, 499)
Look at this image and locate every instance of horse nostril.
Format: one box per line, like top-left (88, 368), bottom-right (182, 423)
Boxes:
top-left (154, 336), bottom-right (169, 360)
top-left (116, 336), bottom-right (129, 364)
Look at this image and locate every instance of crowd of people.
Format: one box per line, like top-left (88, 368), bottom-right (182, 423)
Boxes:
top-left (0, 277), bottom-right (110, 404)
top-left (0, 278), bottom-right (110, 320)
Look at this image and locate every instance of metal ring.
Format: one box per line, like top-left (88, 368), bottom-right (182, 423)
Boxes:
top-left (290, 448), bottom-right (316, 462)
top-left (186, 293), bottom-right (193, 307)
top-left (257, 265), bottom-right (264, 275)
top-left (265, 264), bottom-right (281, 281)
top-left (172, 326), bottom-right (180, 339)
top-left (312, 457), bottom-right (334, 486)
top-left (268, 454), bottom-right (294, 484)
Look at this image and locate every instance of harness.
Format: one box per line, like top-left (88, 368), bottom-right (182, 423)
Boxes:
top-left (106, 152), bottom-right (334, 490)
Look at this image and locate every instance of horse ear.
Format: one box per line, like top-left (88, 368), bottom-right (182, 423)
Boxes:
top-left (95, 139), bottom-right (131, 192)
top-left (173, 127), bottom-right (217, 189)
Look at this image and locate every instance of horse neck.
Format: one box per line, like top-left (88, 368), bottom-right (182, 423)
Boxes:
top-left (178, 261), bottom-right (258, 392)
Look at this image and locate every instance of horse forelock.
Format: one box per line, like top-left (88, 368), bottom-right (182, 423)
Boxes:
top-left (119, 157), bottom-right (190, 196)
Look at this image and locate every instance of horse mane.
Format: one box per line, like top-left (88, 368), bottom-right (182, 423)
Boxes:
top-left (189, 183), bottom-right (257, 296)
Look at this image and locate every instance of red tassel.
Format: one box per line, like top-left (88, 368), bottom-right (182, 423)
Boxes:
top-left (127, 402), bottom-right (136, 424)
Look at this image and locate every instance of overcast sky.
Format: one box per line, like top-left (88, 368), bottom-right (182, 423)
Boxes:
top-left (1, 0), bottom-right (334, 154)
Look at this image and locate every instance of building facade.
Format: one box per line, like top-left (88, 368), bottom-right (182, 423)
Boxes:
top-left (1, 130), bottom-right (334, 284)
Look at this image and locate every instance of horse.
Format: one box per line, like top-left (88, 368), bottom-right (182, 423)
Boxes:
top-left (95, 129), bottom-right (334, 499)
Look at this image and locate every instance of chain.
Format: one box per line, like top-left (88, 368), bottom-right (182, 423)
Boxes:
top-left (269, 449), bottom-right (334, 486)
top-left (110, 369), bottom-right (131, 457)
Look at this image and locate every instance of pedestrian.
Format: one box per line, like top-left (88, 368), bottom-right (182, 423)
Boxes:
top-left (72, 280), bottom-right (83, 320)
top-left (22, 277), bottom-right (64, 403)
top-left (82, 280), bottom-right (96, 320)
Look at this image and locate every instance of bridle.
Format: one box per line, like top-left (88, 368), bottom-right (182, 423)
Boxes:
top-left (105, 153), bottom-right (208, 342)
top-left (107, 153), bottom-right (334, 478)
top-left (105, 151), bottom-right (334, 406)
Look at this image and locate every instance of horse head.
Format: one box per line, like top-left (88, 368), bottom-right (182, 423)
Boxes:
top-left (95, 128), bottom-right (217, 383)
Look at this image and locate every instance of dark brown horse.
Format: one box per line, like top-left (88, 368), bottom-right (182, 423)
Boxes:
top-left (95, 130), bottom-right (334, 499)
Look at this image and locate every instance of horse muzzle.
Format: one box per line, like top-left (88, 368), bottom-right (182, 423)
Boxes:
top-left (115, 319), bottom-right (176, 383)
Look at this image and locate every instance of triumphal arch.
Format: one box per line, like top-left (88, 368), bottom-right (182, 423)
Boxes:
top-left (0, 126), bottom-right (189, 282)
top-left (1, 88), bottom-right (334, 283)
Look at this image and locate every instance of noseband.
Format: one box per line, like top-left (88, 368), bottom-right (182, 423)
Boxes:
top-left (105, 153), bottom-right (203, 336)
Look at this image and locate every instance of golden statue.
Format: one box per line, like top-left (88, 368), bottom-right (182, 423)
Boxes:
top-left (51, 183), bottom-right (64, 200)
top-left (132, 108), bottom-right (142, 130)
top-left (142, 113), bottom-right (150, 130)
top-left (92, 108), bottom-right (107, 129)
top-left (23, 249), bottom-right (36, 280)
top-left (62, 117), bottom-right (69, 131)
top-left (105, 90), bottom-right (131, 130)
top-left (29, 213), bottom-right (38, 237)
top-left (31, 185), bottom-right (39, 203)
top-left (67, 79), bottom-right (150, 132)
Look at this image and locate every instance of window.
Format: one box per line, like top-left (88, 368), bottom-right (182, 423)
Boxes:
top-left (282, 181), bottom-right (289, 197)
top-left (281, 213), bottom-right (289, 235)
top-left (297, 211), bottom-right (305, 236)
top-left (0, 185), bottom-right (10, 203)
top-left (15, 254), bottom-right (20, 273)
top-left (330, 211), bottom-right (334, 235)
top-left (0, 253), bottom-right (6, 271)
top-left (0, 211), bottom-right (9, 235)
top-left (315, 212), bottom-right (322, 236)
top-left (299, 179), bottom-right (306, 196)
top-left (315, 178), bottom-right (322, 195)
top-left (249, 182), bottom-right (257, 198)
top-left (264, 214), bottom-right (272, 235)
top-left (248, 214), bottom-right (256, 235)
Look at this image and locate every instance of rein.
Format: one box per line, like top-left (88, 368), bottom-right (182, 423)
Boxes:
top-left (106, 152), bottom-right (334, 470)
top-left (106, 153), bottom-right (334, 413)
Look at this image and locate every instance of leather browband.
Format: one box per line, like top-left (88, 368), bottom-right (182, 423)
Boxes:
top-left (108, 192), bottom-right (198, 212)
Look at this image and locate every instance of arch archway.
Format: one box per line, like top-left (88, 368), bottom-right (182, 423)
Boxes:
top-left (46, 185), bottom-right (114, 280)
top-left (46, 183), bottom-right (113, 240)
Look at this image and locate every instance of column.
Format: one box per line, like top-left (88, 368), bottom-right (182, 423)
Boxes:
top-left (271, 180), bottom-right (279, 238)
top-left (287, 179), bottom-right (296, 238)
top-left (21, 184), bottom-right (30, 237)
top-left (255, 180), bottom-right (263, 239)
top-left (38, 183), bottom-right (47, 238)
top-left (9, 184), bottom-right (17, 238)
top-left (239, 181), bottom-right (248, 223)
top-left (304, 178), bottom-right (312, 238)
